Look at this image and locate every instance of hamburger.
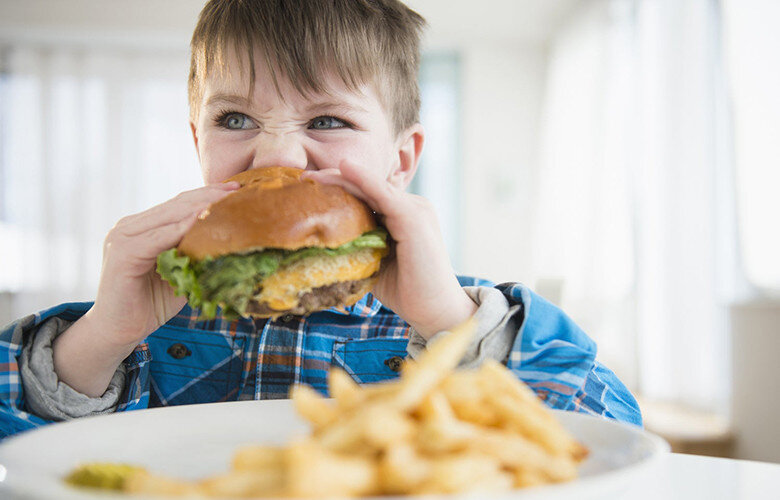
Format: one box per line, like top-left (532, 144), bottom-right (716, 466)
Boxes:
top-left (156, 167), bottom-right (388, 319)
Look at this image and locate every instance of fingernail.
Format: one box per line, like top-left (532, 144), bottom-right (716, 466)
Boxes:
top-left (221, 181), bottom-right (241, 189)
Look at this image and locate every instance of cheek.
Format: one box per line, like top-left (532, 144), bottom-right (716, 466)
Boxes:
top-left (316, 137), bottom-right (394, 175)
top-left (198, 133), bottom-right (252, 184)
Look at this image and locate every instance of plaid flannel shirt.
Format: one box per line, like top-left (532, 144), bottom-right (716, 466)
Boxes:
top-left (0, 277), bottom-right (641, 439)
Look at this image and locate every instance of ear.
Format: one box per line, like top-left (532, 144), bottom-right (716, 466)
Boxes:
top-left (189, 120), bottom-right (201, 163)
top-left (388, 123), bottom-right (424, 190)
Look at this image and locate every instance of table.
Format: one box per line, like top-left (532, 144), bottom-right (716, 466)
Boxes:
top-left (614, 453), bottom-right (780, 499)
top-left (3, 452), bottom-right (776, 500)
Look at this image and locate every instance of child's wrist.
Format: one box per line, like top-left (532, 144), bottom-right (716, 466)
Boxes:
top-left (77, 308), bottom-right (142, 360)
top-left (411, 290), bottom-right (478, 340)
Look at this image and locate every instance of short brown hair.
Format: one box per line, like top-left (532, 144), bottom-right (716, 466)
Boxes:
top-left (189, 0), bottom-right (426, 135)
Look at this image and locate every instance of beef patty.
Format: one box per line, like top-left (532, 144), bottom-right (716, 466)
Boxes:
top-left (246, 275), bottom-right (376, 317)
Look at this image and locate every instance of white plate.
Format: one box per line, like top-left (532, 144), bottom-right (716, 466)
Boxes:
top-left (0, 400), bottom-right (669, 500)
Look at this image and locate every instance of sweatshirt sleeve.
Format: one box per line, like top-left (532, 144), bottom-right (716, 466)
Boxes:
top-left (0, 302), bottom-right (153, 439)
top-left (18, 317), bottom-right (126, 421)
top-left (406, 286), bottom-right (518, 368)
top-left (407, 279), bottom-right (642, 427)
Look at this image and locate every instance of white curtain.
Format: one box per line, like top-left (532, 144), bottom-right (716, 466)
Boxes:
top-left (0, 45), bottom-right (201, 325)
top-left (722, 0), bottom-right (780, 292)
top-left (533, 0), bottom-right (737, 411)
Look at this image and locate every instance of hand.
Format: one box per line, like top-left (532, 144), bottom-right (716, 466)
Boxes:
top-left (303, 163), bottom-right (477, 339)
top-left (88, 181), bottom-right (241, 348)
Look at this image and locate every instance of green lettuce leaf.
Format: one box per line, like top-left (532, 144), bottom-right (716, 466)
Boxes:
top-left (156, 229), bottom-right (388, 319)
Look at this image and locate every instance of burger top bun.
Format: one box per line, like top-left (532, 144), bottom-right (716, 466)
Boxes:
top-left (178, 167), bottom-right (378, 260)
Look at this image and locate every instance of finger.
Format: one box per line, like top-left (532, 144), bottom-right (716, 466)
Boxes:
top-left (111, 213), bottom-right (201, 272)
top-left (335, 161), bottom-right (403, 217)
top-left (304, 167), bottom-right (433, 246)
top-left (140, 214), bottom-right (201, 257)
top-left (303, 169), bottom-right (375, 206)
top-left (118, 182), bottom-right (240, 237)
top-left (329, 163), bottom-right (435, 244)
top-left (304, 165), bottom-right (400, 216)
top-left (339, 161), bottom-right (413, 219)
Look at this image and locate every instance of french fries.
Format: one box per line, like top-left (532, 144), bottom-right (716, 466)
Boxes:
top-left (80, 318), bottom-right (588, 497)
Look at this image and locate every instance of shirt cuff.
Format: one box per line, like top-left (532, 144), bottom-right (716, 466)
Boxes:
top-left (18, 316), bottom-right (126, 421)
top-left (406, 286), bottom-right (522, 368)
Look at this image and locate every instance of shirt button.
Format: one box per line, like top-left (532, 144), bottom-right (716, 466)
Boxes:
top-left (167, 343), bottom-right (191, 359)
top-left (281, 314), bottom-right (295, 323)
top-left (384, 356), bottom-right (404, 372)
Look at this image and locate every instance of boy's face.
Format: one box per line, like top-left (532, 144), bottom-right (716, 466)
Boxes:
top-left (190, 52), bottom-right (418, 187)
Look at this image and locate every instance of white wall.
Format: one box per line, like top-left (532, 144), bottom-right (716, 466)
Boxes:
top-left (0, 0), bottom-right (200, 48)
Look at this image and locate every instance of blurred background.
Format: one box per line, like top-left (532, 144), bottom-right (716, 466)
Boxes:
top-left (0, 0), bottom-right (778, 462)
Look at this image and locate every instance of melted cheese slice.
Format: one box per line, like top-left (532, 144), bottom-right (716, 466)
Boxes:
top-left (256, 248), bottom-right (384, 310)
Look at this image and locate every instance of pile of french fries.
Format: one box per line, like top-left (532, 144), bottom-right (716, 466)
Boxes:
top-left (120, 319), bottom-right (587, 497)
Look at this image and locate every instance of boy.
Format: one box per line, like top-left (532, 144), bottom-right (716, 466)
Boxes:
top-left (0, 0), bottom-right (640, 438)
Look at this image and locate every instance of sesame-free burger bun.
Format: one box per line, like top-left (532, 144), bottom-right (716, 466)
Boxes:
top-left (178, 167), bottom-right (378, 260)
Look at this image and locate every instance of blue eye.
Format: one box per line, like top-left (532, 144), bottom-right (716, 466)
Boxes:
top-left (219, 112), bottom-right (255, 130)
top-left (309, 116), bottom-right (347, 130)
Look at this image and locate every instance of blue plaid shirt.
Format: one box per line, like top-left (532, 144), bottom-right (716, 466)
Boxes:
top-left (0, 277), bottom-right (642, 439)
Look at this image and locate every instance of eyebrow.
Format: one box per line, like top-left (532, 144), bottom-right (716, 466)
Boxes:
top-left (204, 93), bottom-right (253, 108)
top-left (204, 93), bottom-right (368, 116)
top-left (305, 100), bottom-right (368, 115)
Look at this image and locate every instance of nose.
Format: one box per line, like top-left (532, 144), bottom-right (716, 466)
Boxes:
top-left (250, 131), bottom-right (308, 171)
